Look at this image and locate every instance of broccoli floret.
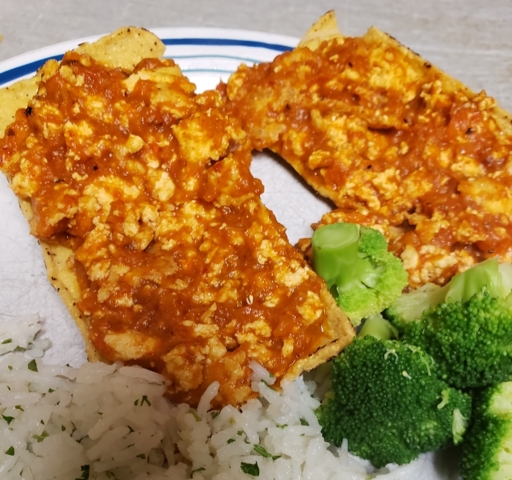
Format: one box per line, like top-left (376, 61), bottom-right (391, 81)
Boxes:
top-left (460, 381), bottom-right (512, 480)
top-left (358, 313), bottom-right (399, 341)
top-left (385, 259), bottom-right (512, 389)
top-left (386, 259), bottom-right (512, 329)
top-left (317, 335), bottom-right (472, 468)
top-left (385, 282), bottom-right (449, 331)
top-left (312, 222), bottom-right (408, 326)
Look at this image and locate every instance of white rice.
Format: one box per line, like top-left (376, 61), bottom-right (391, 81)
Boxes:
top-left (0, 315), bottom-right (446, 480)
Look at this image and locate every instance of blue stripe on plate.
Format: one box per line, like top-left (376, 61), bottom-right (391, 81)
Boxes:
top-left (172, 54), bottom-right (261, 64)
top-left (0, 55), bottom-right (64, 85)
top-left (0, 37), bottom-right (291, 86)
top-left (162, 38), bottom-right (292, 52)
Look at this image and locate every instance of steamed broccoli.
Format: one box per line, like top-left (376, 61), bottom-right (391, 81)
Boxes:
top-left (312, 222), bottom-right (408, 326)
top-left (385, 259), bottom-right (512, 389)
top-left (358, 313), bottom-right (399, 341)
top-left (317, 321), bottom-right (472, 468)
top-left (460, 381), bottom-right (512, 480)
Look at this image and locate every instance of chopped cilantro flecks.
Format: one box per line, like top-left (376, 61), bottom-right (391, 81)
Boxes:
top-left (300, 418), bottom-right (309, 426)
top-left (241, 461), bottom-right (259, 476)
top-left (75, 465), bottom-right (90, 480)
top-left (253, 444), bottom-right (270, 457)
top-left (188, 409), bottom-right (201, 422)
top-left (227, 438), bottom-right (235, 444)
top-left (253, 444), bottom-right (281, 460)
top-left (27, 359), bottom-right (38, 372)
top-left (131, 395), bottom-right (152, 407)
top-left (1, 338), bottom-right (12, 344)
top-left (5, 446), bottom-right (15, 456)
top-left (33, 431), bottom-right (49, 443)
top-left (2, 415), bottom-right (14, 425)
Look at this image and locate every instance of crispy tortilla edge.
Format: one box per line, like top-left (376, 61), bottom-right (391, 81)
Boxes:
top-left (0, 27), bottom-right (166, 363)
top-left (283, 283), bottom-right (355, 381)
top-left (298, 10), bottom-right (344, 51)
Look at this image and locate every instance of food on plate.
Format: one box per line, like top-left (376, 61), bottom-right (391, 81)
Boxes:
top-left (223, 11), bottom-right (512, 289)
top-left (311, 222), bottom-right (408, 326)
top-left (386, 258), bottom-right (512, 389)
top-left (357, 311), bottom-right (399, 340)
top-left (324, 256), bottom-right (512, 471)
top-left (0, 28), bottom-right (354, 407)
top-left (317, 326), bottom-right (471, 468)
top-left (0, 316), bottom-right (440, 480)
top-left (2, 10), bottom-right (512, 478)
top-left (460, 381), bottom-right (512, 480)
top-left (0, 76), bottom-right (40, 135)
top-left (0, 27), bottom-right (166, 136)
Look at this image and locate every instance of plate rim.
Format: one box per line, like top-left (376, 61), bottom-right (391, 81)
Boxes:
top-left (0, 26), bottom-right (300, 86)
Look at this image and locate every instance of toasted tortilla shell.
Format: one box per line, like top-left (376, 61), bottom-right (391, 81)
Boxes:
top-left (0, 76), bottom-right (40, 135)
top-left (0, 27), bottom-right (166, 362)
top-left (0, 23), bottom-right (355, 377)
top-left (74, 27), bottom-right (166, 71)
top-left (298, 10), bottom-right (342, 51)
top-left (300, 12), bottom-right (512, 135)
top-left (291, 13), bottom-right (512, 281)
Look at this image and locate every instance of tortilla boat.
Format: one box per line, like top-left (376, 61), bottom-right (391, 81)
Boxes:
top-left (224, 11), bottom-right (512, 288)
top-left (0, 26), bottom-right (355, 407)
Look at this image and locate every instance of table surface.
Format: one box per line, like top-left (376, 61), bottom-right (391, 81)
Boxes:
top-left (1, 0), bottom-right (511, 111)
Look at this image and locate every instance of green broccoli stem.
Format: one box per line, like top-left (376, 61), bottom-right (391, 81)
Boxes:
top-left (359, 314), bottom-right (398, 341)
top-left (389, 258), bottom-right (512, 390)
top-left (312, 223), bottom-right (380, 293)
top-left (312, 221), bottom-right (408, 326)
top-left (386, 258), bottom-right (512, 330)
top-left (446, 258), bottom-right (504, 303)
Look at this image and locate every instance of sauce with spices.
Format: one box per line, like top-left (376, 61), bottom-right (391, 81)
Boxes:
top-left (226, 32), bottom-right (512, 287)
top-left (0, 51), bottom-right (349, 406)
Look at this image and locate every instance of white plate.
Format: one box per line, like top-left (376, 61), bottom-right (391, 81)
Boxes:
top-left (0, 28), bottom-right (460, 480)
top-left (0, 28), bottom-right (334, 367)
